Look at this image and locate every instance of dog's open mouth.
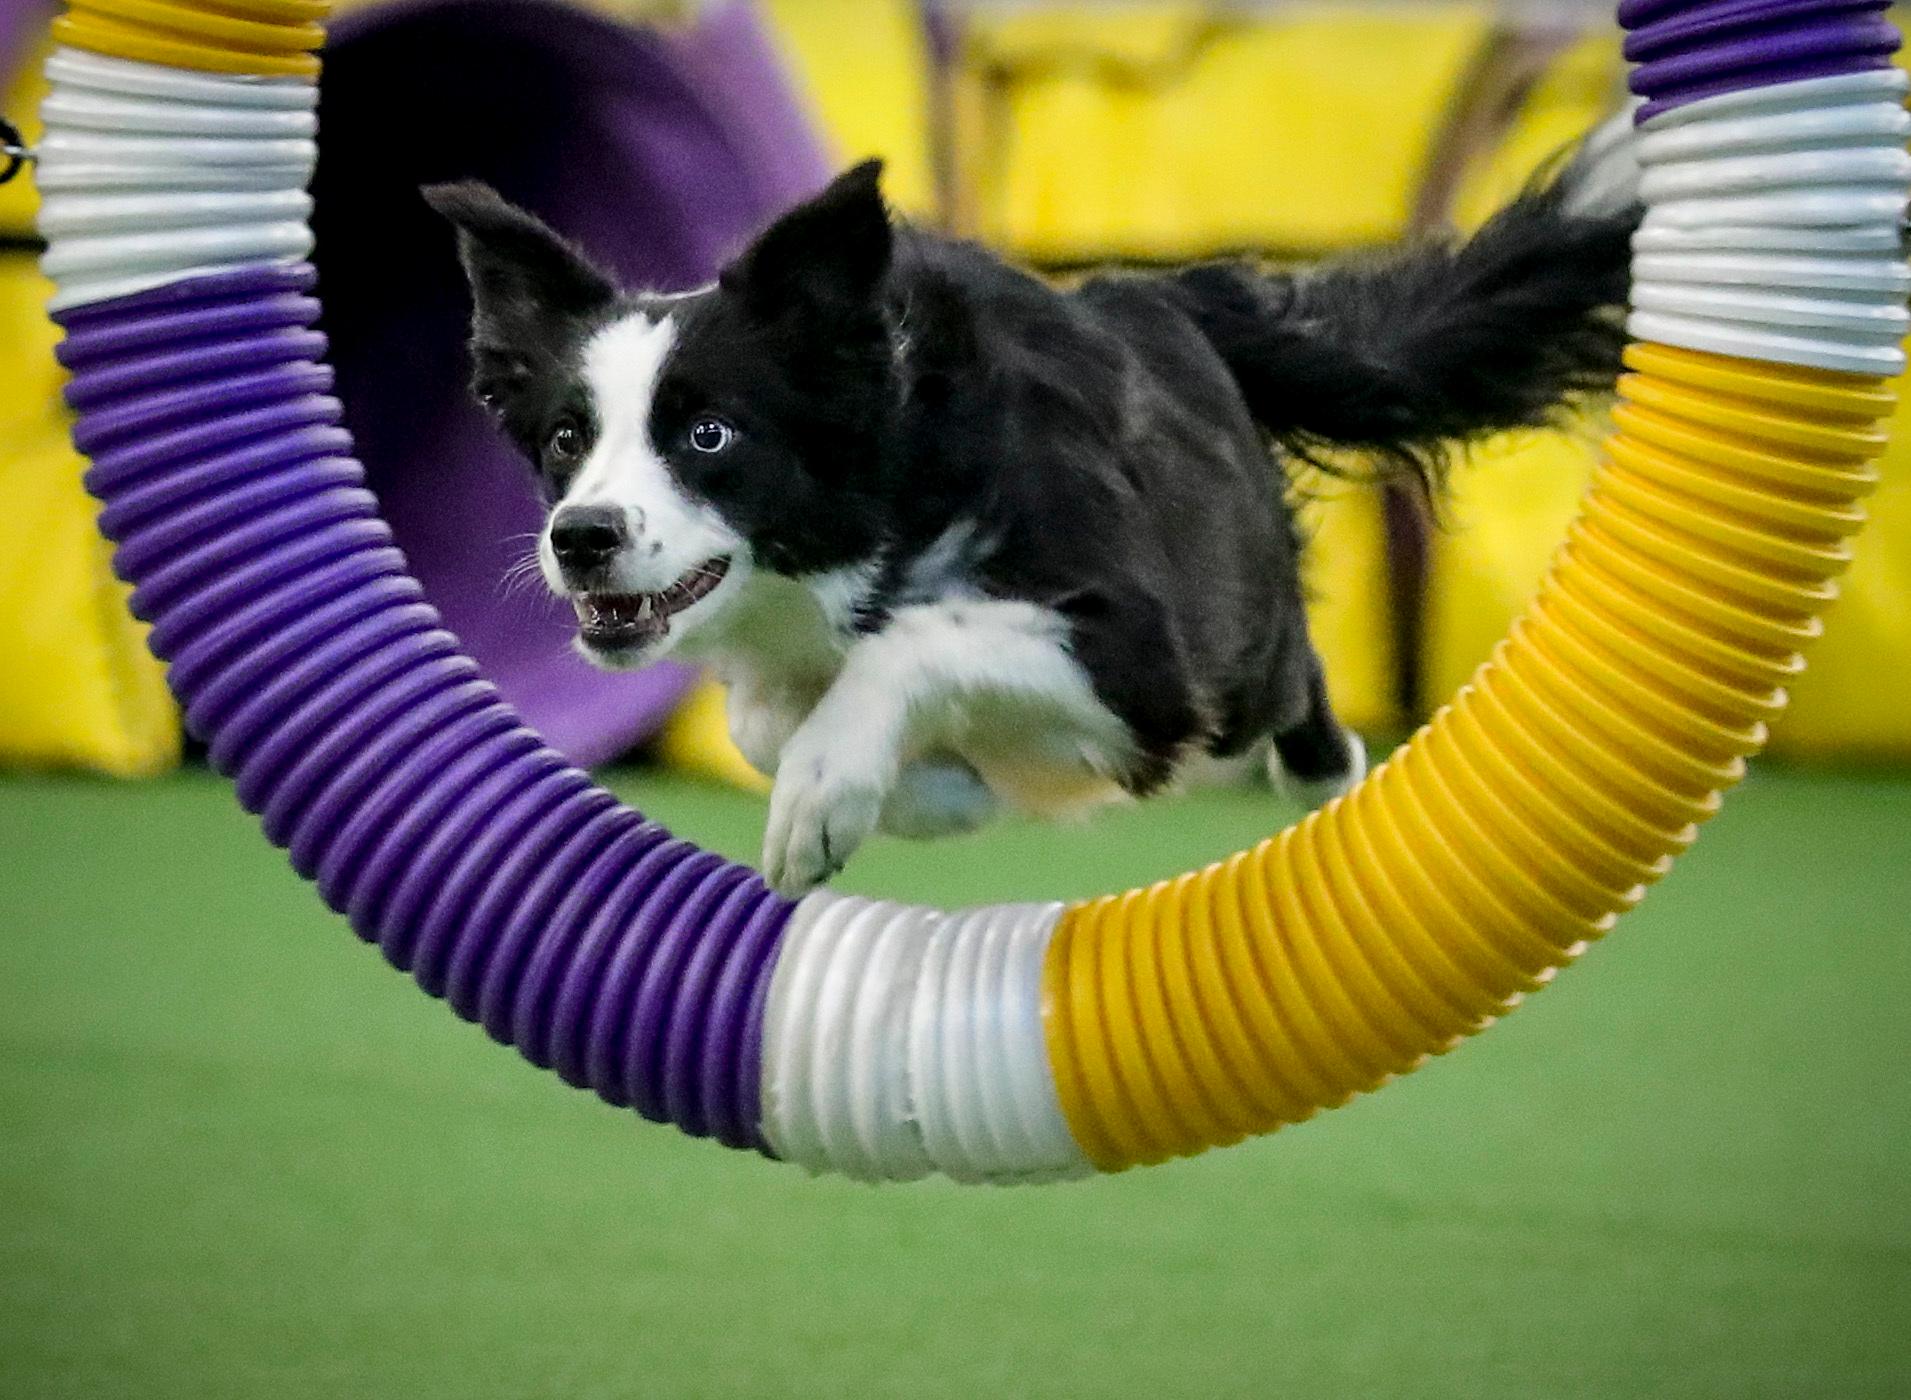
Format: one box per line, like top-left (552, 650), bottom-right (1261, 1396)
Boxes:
top-left (572, 556), bottom-right (730, 649)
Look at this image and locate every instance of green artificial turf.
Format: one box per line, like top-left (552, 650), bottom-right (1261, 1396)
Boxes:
top-left (1, 762), bottom-right (1907, 1399)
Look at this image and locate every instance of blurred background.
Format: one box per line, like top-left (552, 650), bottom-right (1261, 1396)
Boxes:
top-left (2, 4), bottom-right (1907, 1398)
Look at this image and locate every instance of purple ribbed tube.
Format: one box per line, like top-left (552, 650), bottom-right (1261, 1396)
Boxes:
top-left (1617, 0), bottom-right (1877, 28)
top-left (1623, 0), bottom-right (1888, 61)
top-left (1625, 0), bottom-right (1900, 120)
top-left (57, 261), bottom-right (793, 1153)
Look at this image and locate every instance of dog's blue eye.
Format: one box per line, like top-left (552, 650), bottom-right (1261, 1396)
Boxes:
top-left (689, 418), bottom-right (734, 454)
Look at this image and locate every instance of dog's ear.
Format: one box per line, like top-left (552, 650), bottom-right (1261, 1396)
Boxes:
top-left (423, 182), bottom-right (616, 405)
top-left (722, 159), bottom-right (891, 322)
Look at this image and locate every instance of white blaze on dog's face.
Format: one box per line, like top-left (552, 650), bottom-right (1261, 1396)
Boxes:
top-left (536, 309), bottom-right (750, 669)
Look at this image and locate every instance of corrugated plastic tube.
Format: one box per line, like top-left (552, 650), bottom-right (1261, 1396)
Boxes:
top-left (1042, 342), bottom-right (1892, 1168)
top-left (62, 265), bottom-right (797, 1151)
top-left (37, 0), bottom-right (1908, 1182)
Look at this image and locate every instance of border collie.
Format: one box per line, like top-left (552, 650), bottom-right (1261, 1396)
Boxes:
top-left (426, 124), bottom-right (1639, 895)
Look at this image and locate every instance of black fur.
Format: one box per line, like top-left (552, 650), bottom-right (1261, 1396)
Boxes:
top-left (652, 162), bottom-right (904, 576)
top-left (1161, 169), bottom-right (1636, 498)
top-left (422, 181), bottom-right (617, 490)
top-left (430, 147), bottom-right (1637, 797)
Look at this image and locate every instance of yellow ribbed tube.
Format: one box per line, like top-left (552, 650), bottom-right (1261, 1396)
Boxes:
top-left (52, 0), bottom-right (323, 76)
top-left (1045, 342), bottom-right (1890, 1170)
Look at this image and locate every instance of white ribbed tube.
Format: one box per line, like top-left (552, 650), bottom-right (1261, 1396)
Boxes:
top-left (1630, 68), bottom-right (1911, 376)
top-left (36, 48), bottom-right (317, 310)
top-left (759, 893), bottom-right (1092, 1183)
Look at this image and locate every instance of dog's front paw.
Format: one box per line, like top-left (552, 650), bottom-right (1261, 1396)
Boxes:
top-left (762, 746), bottom-right (889, 897)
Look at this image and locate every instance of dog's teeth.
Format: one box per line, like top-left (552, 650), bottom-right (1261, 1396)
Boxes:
top-left (568, 560), bottom-right (727, 645)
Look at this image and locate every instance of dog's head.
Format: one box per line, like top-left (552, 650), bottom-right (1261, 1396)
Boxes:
top-left (425, 161), bottom-right (897, 668)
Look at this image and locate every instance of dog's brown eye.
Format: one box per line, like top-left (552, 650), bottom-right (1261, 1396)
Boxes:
top-left (689, 418), bottom-right (734, 454)
top-left (546, 422), bottom-right (584, 462)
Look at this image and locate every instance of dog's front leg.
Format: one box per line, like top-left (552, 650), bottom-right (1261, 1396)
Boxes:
top-left (760, 598), bottom-right (1102, 894)
top-left (760, 640), bottom-right (911, 897)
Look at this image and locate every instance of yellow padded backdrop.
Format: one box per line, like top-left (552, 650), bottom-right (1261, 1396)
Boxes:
top-left (6, 2), bottom-right (1899, 774)
top-left (962, 6), bottom-right (1486, 260)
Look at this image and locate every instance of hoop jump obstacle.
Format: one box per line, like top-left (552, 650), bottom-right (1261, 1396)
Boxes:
top-left (34, 0), bottom-right (1910, 1181)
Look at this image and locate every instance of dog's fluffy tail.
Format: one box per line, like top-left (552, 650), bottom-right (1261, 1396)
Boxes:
top-left (1165, 116), bottom-right (1642, 494)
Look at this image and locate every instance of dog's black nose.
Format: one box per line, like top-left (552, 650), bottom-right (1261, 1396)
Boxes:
top-left (550, 505), bottom-right (628, 572)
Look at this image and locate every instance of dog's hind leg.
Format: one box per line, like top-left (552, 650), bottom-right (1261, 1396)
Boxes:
top-left (1266, 653), bottom-right (1367, 810)
top-left (879, 759), bottom-right (999, 840)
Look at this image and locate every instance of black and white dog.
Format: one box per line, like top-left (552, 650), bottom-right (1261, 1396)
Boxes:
top-left (426, 127), bottom-right (1638, 896)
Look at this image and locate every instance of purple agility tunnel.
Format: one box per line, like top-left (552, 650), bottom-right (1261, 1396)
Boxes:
top-left (311, 0), bottom-right (830, 763)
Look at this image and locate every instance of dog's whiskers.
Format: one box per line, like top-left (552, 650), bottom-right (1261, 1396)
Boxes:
top-left (497, 548), bottom-right (548, 603)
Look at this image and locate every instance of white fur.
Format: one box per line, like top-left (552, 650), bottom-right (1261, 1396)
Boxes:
top-left (759, 596), bottom-right (1134, 895)
top-left (540, 310), bottom-right (748, 661)
top-left (806, 560), bottom-right (881, 636)
top-left (697, 574), bottom-right (850, 775)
